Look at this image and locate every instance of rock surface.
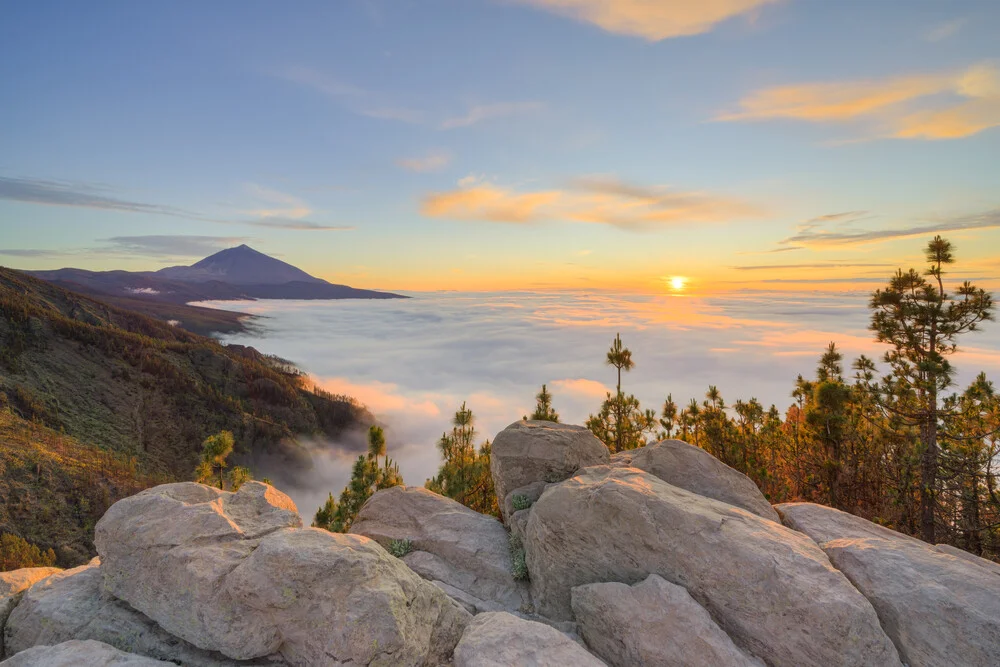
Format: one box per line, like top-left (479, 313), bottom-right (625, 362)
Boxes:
top-left (934, 543), bottom-right (1000, 577)
top-left (350, 486), bottom-right (529, 611)
top-left (453, 611), bottom-right (605, 667)
top-left (95, 481), bottom-right (470, 666)
top-left (571, 574), bottom-right (763, 667)
top-left (524, 466), bottom-right (901, 667)
top-left (0, 566), bottom-right (61, 656)
top-left (778, 502), bottom-right (1000, 667)
top-left (490, 420), bottom-right (609, 522)
top-left (1, 640), bottom-right (175, 666)
top-left (611, 439), bottom-right (780, 521)
top-left (4, 561), bottom-right (251, 666)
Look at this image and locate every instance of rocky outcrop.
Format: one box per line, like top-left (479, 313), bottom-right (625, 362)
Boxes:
top-left (934, 543), bottom-right (1000, 577)
top-left (453, 611), bottom-right (605, 667)
top-left (524, 466), bottom-right (901, 667)
top-left (1, 640), bottom-right (175, 666)
top-left (94, 481), bottom-right (470, 666)
top-left (490, 420), bottom-right (609, 522)
top-left (778, 502), bottom-right (1000, 667)
top-left (4, 561), bottom-right (249, 666)
top-left (0, 566), bottom-right (60, 657)
top-left (571, 574), bottom-right (764, 667)
top-left (611, 439), bottom-right (780, 521)
top-left (350, 486), bottom-right (530, 612)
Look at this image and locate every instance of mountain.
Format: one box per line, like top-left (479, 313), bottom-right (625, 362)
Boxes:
top-left (156, 244), bottom-right (326, 285)
top-left (0, 267), bottom-right (374, 564)
top-left (26, 245), bottom-right (405, 334)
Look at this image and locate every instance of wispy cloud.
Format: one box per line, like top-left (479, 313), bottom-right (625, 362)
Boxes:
top-left (421, 175), bottom-right (762, 230)
top-left (718, 62), bottom-right (1000, 140)
top-left (238, 183), bottom-right (353, 230)
top-left (271, 66), bottom-right (423, 123)
top-left (780, 208), bottom-right (1000, 248)
top-left (395, 151), bottom-right (452, 172)
top-left (511, 0), bottom-right (782, 41)
top-left (440, 102), bottom-right (544, 129)
top-left (0, 176), bottom-right (192, 217)
top-left (0, 235), bottom-right (250, 260)
top-left (926, 18), bottom-right (965, 42)
top-left (733, 262), bottom-right (893, 271)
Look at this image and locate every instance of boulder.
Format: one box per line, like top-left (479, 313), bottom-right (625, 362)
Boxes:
top-left (453, 612), bottom-right (605, 667)
top-left (0, 566), bottom-right (61, 656)
top-left (490, 420), bottom-right (609, 522)
top-left (350, 486), bottom-right (529, 611)
top-left (524, 466), bottom-right (901, 667)
top-left (95, 481), bottom-right (470, 665)
top-left (934, 543), bottom-right (1000, 577)
top-left (4, 561), bottom-right (252, 666)
top-left (611, 439), bottom-right (779, 522)
top-left (777, 502), bottom-right (1000, 667)
top-left (571, 574), bottom-right (763, 667)
top-left (1, 640), bottom-right (175, 666)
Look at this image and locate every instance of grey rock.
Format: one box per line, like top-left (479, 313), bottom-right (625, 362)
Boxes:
top-left (0, 567), bottom-right (61, 657)
top-left (1, 640), bottom-right (175, 666)
top-left (453, 612), bottom-right (605, 667)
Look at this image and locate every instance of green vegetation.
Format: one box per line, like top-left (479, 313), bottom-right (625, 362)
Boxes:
top-left (313, 425), bottom-right (403, 533)
top-left (586, 333), bottom-right (658, 452)
top-left (0, 267), bottom-right (373, 566)
top-left (511, 494), bottom-right (533, 511)
top-left (388, 538), bottom-right (413, 558)
top-left (509, 534), bottom-right (528, 581)
top-left (0, 532), bottom-right (57, 571)
top-left (524, 384), bottom-right (559, 422)
top-left (425, 403), bottom-right (499, 517)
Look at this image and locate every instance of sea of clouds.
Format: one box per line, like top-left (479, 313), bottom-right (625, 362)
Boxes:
top-left (199, 290), bottom-right (1000, 517)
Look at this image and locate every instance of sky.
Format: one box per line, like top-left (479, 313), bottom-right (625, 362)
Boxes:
top-left (1, 0), bottom-right (1000, 292)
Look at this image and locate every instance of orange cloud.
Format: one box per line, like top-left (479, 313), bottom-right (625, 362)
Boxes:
top-left (421, 177), bottom-right (761, 230)
top-left (720, 62), bottom-right (1000, 140)
top-left (514, 0), bottom-right (781, 41)
top-left (551, 378), bottom-right (611, 398)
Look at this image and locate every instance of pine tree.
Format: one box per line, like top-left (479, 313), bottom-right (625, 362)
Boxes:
top-left (195, 431), bottom-right (235, 489)
top-left (426, 403), bottom-right (499, 516)
top-left (527, 384), bottom-right (559, 422)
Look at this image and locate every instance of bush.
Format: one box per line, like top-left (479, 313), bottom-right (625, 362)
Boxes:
top-left (511, 494), bottom-right (533, 511)
top-left (388, 538), bottom-right (413, 558)
top-left (509, 534), bottom-right (528, 581)
top-left (0, 532), bottom-right (57, 571)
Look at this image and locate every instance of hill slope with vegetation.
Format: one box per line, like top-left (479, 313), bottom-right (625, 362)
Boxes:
top-left (0, 266), bottom-right (374, 565)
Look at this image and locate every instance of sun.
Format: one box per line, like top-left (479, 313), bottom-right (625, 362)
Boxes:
top-left (669, 276), bottom-right (687, 291)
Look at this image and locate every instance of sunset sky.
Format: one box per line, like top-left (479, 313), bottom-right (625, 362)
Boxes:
top-left (2, 0), bottom-right (999, 292)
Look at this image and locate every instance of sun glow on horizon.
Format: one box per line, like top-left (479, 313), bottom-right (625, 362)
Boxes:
top-left (669, 276), bottom-right (688, 292)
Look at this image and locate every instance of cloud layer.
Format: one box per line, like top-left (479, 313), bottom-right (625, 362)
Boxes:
top-left (513, 0), bottom-right (781, 41)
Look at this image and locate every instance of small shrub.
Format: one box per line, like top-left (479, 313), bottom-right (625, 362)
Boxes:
top-left (509, 534), bottom-right (528, 581)
top-left (0, 532), bottom-right (57, 571)
top-left (388, 538), bottom-right (413, 558)
top-left (511, 494), bottom-right (533, 511)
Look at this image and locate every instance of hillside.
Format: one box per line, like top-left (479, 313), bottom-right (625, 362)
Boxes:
top-left (0, 267), bottom-right (375, 564)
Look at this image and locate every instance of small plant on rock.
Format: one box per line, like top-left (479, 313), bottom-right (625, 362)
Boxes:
top-left (511, 494), bottom-right (533, 511)
top-left (388, 538), bottom-right (413, 558)
top-left (509, 534), bottom-right (528, 581)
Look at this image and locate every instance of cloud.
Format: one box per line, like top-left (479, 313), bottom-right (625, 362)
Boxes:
top-left (421, 176), bottom-right (762, 230)
top-left (926, 18), bottom-right (965, 42)
top-left (440, 102), bottom-right (544, 129)
top-left (550, 378), bottom-right (611, 399)
top-left (271, 66), bottom-right (423, 123)
top-left (780, 208), bottom-right (1000, 248)
top-left (239, 183), bottom-right (354, 231)
top-left (718, 62), bottom-right (1000, 140)
top-left (733, 262), bottom-right (893, 271)
top-left (0, 176), bottom-right (192, 217)
top-left (512, 0), bottom-right (781, 41)
top-left (395, 151), bottom-right (452, 172)
top-left (0, 248), bottom-right (75, 258)
top-left (100, 235), bottom-right (250, 257)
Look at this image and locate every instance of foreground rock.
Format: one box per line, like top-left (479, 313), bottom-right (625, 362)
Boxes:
top-left (525, 466), bottom-right (900, 667)
top-left (778, 502), bottom-right (1000, 667)
top-left (571, 575), bottom-right (763, 667)
top-left (95, 481), bottom-right (470, 666)
top-left (1, 640), bottom-right (174, 666)
top-left (490, 420), bottom-right (609, 522)
top-left (934, 543), bottom-right (1000, 577)
top-left (453, 611), bottom-right (605, 667)
top-left (350, 486), bottom-right (529, 612)
top-left (611, 439), bottom-right (779, 522)
top-left (0, 566), bottom-right (61, 656)
top-left (4, 560), bottom-right (255, 666)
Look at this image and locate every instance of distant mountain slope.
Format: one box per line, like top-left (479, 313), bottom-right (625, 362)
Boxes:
top-left (157, 244), bottom-right (325, 285)
top-left (0, 267), bottom-right (374, 564)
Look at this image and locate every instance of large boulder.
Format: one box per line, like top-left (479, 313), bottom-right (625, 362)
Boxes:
top-left (490, 420), bottom-right (609, 522)
top-left (571, 574), bottom-right (763, 667)
top-left (4, 561), bottom-right (250, 666)
top-left (350, 486), bottom-right (529, 612)
top-left (777, 502), bottom-right (1000, 667)
top-left (611, 439), bottom-right (779, 522)
top-left (935, 543), bottom-right (1000, 576)
top-left (1, 640), bottom-right (175, 666)
top-left (0, 566), bottom-right (61, 656)
top-left (524, 466), bottom-right (901, 667)
top-left (453, 611), bottom-right (605, 667)
top-left (95, 481), bottom-right (470, 666)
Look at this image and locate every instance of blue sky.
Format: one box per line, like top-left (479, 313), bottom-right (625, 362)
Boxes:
top-left (2, 0), bottom-right (999, 291)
